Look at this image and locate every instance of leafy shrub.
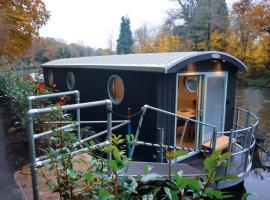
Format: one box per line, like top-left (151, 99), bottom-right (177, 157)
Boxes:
top-left (42, 113), bottom-right (242, 200)
top-left (0, 73), bottom-right (57, 130)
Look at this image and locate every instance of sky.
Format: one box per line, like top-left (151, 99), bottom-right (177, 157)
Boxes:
top-left (40, 0), bottom-right (237, 49)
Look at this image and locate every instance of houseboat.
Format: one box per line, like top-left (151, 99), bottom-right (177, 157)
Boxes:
top-left (39, 51), bottom-right (259, 189)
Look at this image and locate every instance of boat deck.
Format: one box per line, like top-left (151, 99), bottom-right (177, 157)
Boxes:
top-left (122, 144), bottom-right (248, 184)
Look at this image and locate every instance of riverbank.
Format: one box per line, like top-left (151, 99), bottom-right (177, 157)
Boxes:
top-left (239, 76), bottom-right (270, 88)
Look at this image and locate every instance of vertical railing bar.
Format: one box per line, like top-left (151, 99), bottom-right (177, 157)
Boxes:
top-left (106, 100), bottom-right (112, 160)
top-left (250, 124), bottom-right (258, 161)
top-left (224, 129), bottom-right (234, 176)
top-left (157, 128), bottom-right (165, 163)
top-left (235, 107), bottom-right (239, 129)
top-left (245, 111), bottom-right (250, 128)
top-left (127, 108), bottom-right (131, 157)
top-left (244, 111), bottom-right (250, 148)
top-left (27, 114), bottom-right (39, 200)
top-left (244, 126), bottom-right (253, 172)
top-left (228, 129), bottom-right (234, 152)
top-left (179, 119), bottom-right (189, 146)
top-left (75, 91), bottom-right (81, 141)
top-left (212, 127), bottom-right (217, 152)
top-left (243, 111), bottom-right (250, 148)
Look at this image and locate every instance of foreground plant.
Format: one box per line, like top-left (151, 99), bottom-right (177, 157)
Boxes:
top-left (43, 121), bottom-right (245, 200)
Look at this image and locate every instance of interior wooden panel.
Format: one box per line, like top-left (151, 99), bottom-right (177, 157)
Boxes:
top-left (112, 78), bottom-right (124, 101)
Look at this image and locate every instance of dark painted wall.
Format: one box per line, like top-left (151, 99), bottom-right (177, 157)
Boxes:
top-left (44, 68), bottom-right (159, 161)
top-left (43, 58), bottom-right (238, 161)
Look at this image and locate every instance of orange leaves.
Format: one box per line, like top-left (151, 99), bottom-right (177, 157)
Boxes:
top-left (0, 0), bottom-right (49, 61)
top-left (35, 82), bottom-right (46, 94)
top-left (58, 96), bottom-right (68, 106)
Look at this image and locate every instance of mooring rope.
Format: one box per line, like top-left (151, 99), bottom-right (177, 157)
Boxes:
top-left (112, 109), bottom-right (143, 119)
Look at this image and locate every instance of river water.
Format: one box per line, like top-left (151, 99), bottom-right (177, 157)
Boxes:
top-left (235, 87), bottom-right (270, 199)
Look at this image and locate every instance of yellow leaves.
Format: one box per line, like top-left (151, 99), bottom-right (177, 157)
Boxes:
top-left (0, 0), bottom-right (49, 61)
top-left (210, 32), bottom-right (228, 52)
top-left (154, 34), bottom-right (181, 53)
top-left (133, 26), bottom-right (181, 53)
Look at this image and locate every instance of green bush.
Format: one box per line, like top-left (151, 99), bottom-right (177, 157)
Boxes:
top-left (0, 74), bottom-right (36, 127)
top-left (0, 73), bottom-right (54, 129)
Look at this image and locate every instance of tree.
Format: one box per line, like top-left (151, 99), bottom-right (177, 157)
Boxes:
top-left (116, 16), bottom-right (133, 54)
top-left (133, 23), bottom-right (159, 53)
top-left (193, 0), bottom-right (229, 50)
top-left (0, 0), bottom-right (49, 61)
top-left (230, 0), bottom-right (258, 62)
top-left (168, 0), bottom-right (229, 50)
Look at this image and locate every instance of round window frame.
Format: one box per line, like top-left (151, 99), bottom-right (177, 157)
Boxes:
top-left (184, 76), bottom-right (198, 93)
top-left (107, 75), bottom-right (125, 105)
top-left (66, 72), bottom-right (76, 90)
top-left (48, 70), bottom-right (54, 87)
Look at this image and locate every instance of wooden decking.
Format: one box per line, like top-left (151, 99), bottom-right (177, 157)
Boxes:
top-left (202, 135), bottom-right (236, 152)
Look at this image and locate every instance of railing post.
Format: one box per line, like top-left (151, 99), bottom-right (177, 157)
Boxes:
top-left (245, 111), bottom-right (250, 128)
top-left (224, 129), bottom-right (234, 176)
top-left (244, 127), bottom-right (253, 172)
top-left (27, 113), bottom-right (39, 200)
top-left (234, 107), bottom-right (239, 129)
top-left (212, 128), bottom-right (217, 152)
top-left (251, 124), bottom-right (258, 162)
top-left (127, 108), bottom-right (131, 157)
top-left (244, 111), bottom-right (251, 149)
top-left (157, 127), bottom-right (164, 163)
top-left (227, 129), bottom-right (234, 153)
top-left (75, 91), bottom-right (81, 141)
top-left (106, 100), bottom-right (112, 160)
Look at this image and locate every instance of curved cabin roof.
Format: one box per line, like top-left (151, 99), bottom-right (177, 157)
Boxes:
top-left (42, 51), bottom-right (247, 73)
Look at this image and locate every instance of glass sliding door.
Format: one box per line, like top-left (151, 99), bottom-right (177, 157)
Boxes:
top-left (202, 73), bottom-right (227, 143)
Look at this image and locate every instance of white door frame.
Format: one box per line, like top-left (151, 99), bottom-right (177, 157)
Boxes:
top-left (174, 72), bottom-right (228, 158)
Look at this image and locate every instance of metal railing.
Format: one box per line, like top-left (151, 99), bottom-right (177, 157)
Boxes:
top-left (129, 105), bottom-right (218, 159)
top-left (129, 105), bottom-right (259, 180)
top-left (218, 107), bottom-right (259, 177)
top-left (26, 93), bottom-right (259, 198)
top-left (26, 91), bottom-right (129, 200)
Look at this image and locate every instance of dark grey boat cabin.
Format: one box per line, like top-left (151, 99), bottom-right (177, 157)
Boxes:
top-left (42, 51), bottom-right (247, 161)
top-left (41, 51), bottom-right (260, 188)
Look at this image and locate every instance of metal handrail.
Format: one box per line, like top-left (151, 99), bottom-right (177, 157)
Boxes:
top-left (129, 104), bottom-right (218, 159)
top-left (26, 92), bottom-right (117, 200)
top-left (221, 107), bottom-right (259, 176)
top-left (129, 105), bottom-right (259, 178)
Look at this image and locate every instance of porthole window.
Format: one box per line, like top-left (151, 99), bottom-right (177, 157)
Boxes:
top-left (48, 70), bottom-right (54, 87)
top-left (67, 72), bottom-right (75, 90)
top-left (107, 75), bottom-right (124, 105)
top-left (184, 76), bottom-right (198, 93)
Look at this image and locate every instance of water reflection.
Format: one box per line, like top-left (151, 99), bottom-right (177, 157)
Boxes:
top-left (236, 87), bottom-right (270, 138)
top-left (236, 87), bottom-right (270, 199)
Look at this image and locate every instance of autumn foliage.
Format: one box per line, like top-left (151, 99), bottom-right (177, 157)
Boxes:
top-left (132, 0), bottom-right (270, 81)
top-left (0, 0), bottom-right (49, 60)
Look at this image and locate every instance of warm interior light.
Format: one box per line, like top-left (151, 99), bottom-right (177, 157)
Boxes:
top-left (187, 63), bottom-right (195, 72)
top-left (214, 60), bottom-right (222, 74)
